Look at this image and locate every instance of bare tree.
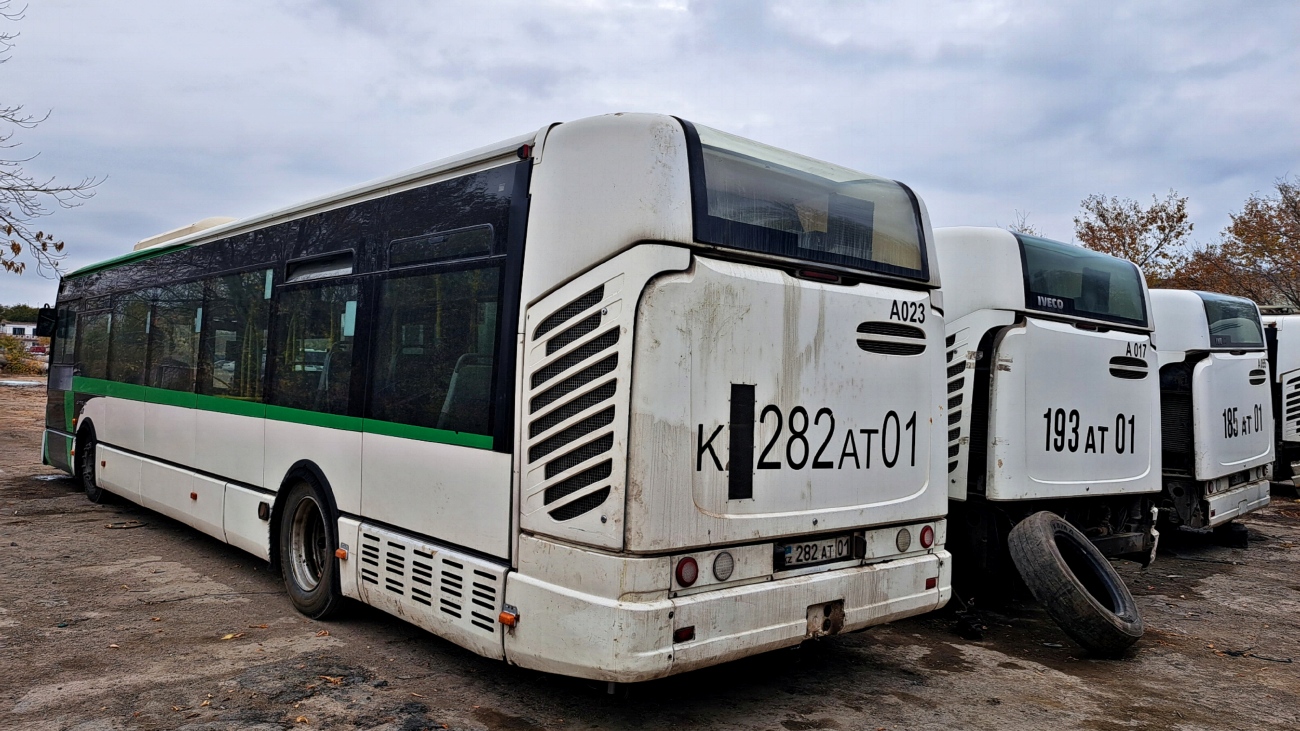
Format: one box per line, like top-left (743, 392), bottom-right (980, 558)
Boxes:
top-left (1073, 190), bottom-right (1192, 284)
top-left (1006, 209), bottom-right (1040, 236)
top-left (1, 1), bottom-right (99, 276)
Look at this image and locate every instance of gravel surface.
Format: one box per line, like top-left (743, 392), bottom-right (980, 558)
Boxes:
top-left (2, 381), bottom-right (1299, 730)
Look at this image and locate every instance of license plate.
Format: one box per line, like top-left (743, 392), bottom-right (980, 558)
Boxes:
top-left (778, 534), bottom-right (855, 569)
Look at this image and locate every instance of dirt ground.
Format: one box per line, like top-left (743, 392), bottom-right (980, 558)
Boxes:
top-left (2, 381), bottom-right (1299, 731)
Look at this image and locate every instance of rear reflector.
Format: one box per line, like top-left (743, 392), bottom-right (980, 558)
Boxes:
top-left (673, 626), bottom-right (695, 643)
top-left (925, 577), bottom-right (937, 590)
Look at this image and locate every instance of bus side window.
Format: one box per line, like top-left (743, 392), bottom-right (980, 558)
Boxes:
top-left (368, 266), bottom-right (501, 436)
top-left (76, 307), bottom-right (112, 380)
top-left (199, 270), bottom-right (271, 401)
top-left (271, 281), bottom-right (358, 416)
top-left (109, 291), bottom-right (152, 385)
top-left (54, 306), bottom-right (78, 365)
top-left (147, 283), bottom-right (203, 393)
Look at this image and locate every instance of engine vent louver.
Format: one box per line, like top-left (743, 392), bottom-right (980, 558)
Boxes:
top-left (546, 434), bottom-right (615, 479)
top-left (528, 406), bottom-right (615, 463)
top-left (532, 330), bottom-right (620, 388)
top-left (531, 356), bottom-right (617, 413)
top-left (945, 331), bottom-right (971, 474)
top-left (549, 486), bottom-right (612, 521)
top-left (529, 381), bottom-right (616, 438)
top-left (856, 321), bottom-right (926, 356)
top-left (1249, 368), bottom-right (1267, 386)
top-left (355, 524), bottom-right (506, 655)
top-left (544, 460), bottom-right (612, 505)
top-left (524, 282), bottom-right (623, 526)
top-left (547, 312), bottom-right (603, 355)
top-left (1284, 376), bottom-right (1300, 440)
top-left (1108, 355), bottom-right (1149, 380)
top-left (535, 285), bottom-right (604, 340)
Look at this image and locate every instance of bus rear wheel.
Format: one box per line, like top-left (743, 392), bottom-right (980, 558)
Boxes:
top-left (278, 478), bottom-right (344, 619)
top-left (78, 430), bottom-right (108, 504)
top-left (1008, 511), bottom-right (1144, 657)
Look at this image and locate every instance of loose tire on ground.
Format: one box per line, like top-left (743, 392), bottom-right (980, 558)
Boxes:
top-left (278, 476), bottom-right (344, 619)
top-left (77, 429), bottom-right (108, 504)
top-left (1008, 511), bottom-right (1144, 657)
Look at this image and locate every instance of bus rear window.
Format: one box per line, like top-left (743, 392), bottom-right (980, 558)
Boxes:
top-left (1198, 292), bottom-right (1264, 349)
top-left (684, 121), bottom-right (927, 280)
top-left (1017, 235), bottom-right (1148, 327)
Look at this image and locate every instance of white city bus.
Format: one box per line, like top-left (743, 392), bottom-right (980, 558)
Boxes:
top-left (42, 113), bottom-right (951, 682)
top-left (938, 228), bottom-right (1161, 557)
top-left (935, 227), bottom-right (1159, 654)
top-left (1261, 313), bottom-right (1300, 482)
top-left (1150, 290), bottom-right (1272, 530)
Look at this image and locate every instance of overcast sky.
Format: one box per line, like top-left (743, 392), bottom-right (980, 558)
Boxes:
top-left (3, 0), bottom-right (1298, 306)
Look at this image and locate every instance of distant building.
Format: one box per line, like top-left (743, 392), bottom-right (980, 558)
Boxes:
top-left (0, 322), bottom-right (41, 352)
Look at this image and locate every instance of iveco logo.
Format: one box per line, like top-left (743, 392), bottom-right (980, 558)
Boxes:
top-left (1036, 295), bottom-right (1065, 309)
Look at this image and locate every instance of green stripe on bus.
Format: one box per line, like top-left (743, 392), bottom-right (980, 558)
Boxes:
top-left (68, 376), bottom-right (492, 449)
top-left (262, 404), bottom-right (363, 432)
top-left (361, 418), bottom-right (494, 449)
top-left (194, 394), bottom-right (266, 418)
top-left (64, 241), bottom-right (194, 279)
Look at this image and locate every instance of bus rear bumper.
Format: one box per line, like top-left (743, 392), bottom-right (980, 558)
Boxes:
top-left (502, 549), bottom-right (951, 683)
top-left (1205, 478), bottom-right (1270, 527)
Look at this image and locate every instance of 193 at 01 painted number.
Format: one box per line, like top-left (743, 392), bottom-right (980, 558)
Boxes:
top-left (1042, 408), bottom-right (1138, 455)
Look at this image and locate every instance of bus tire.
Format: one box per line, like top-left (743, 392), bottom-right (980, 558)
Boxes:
top-left (278, 476), bottom-right (344, 619)
top-left (77, 428), bottom-right (109, 504)
top-left (1007, 511), bottom-right (1144, 657)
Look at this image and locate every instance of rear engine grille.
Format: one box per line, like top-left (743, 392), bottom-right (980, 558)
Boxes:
top-left (856, 321), bottom-right (925, 356)
top-left (1284, 376), bottom-right (1300, 439)
top-left (1109, 355), bottom-right (1149, 380)
top-left (524, 282), bottom-right (623, 526)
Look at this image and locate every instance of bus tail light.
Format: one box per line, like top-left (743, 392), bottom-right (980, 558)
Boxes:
top-left (675, 557), bottom-right (699, 587)
top-left (920, 525), bottom-right (935, 549)
top-left (673, 626), bottom-right (695, 643)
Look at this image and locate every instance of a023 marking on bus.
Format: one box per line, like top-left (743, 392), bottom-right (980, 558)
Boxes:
top-left (889, 300), bottom-right (925, 323)
top-left (1042, 408), bottom-right (1139, 455)
top-left (1222, 404), bottom-right (1266, 439)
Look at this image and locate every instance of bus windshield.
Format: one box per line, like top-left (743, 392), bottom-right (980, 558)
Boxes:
top-left (686, 122), bottom-right (927, 279)
top-left (1017, 234), bottom-right (1148, 327)
top-left (1198, 292), bottom-right (1264, 349)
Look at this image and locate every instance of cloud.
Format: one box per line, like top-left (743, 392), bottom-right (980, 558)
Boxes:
top-left (2, 0), bottom-right (1297, 305)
